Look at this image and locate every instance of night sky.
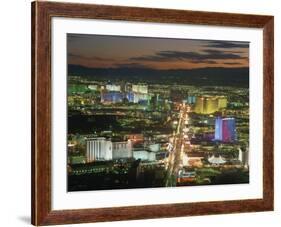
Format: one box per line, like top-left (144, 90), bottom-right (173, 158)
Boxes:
top-left (67, 34), bottom-right (249, 70)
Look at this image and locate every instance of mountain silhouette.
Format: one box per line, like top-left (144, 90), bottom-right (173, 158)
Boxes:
top-left (68, 64), bottom-right (249, 87)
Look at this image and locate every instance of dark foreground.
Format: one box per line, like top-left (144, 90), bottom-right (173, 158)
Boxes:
top-left (68, 161), bottom-right (249, 191)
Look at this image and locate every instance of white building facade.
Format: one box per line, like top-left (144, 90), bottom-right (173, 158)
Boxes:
top-left (112, 140), bottom-right (133, 159)
top-left (133, 150), bottom-right (156, 161)
top-left (86, 138), bottom-right (133, 162)
top-left (86, 137), bottom-right (112, 162)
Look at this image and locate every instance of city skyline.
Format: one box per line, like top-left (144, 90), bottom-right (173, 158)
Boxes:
top-left (67, 34), bottom-right (250, 191)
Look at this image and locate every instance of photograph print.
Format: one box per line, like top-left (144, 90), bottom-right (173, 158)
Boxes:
top-left (67, 34), bottom-right (250, 192)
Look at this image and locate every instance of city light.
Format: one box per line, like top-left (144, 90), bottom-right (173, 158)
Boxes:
top-left (67, 34), bottom-right (249, 191)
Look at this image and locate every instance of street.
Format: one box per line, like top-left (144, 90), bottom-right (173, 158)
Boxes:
top-left (165, 103), bottom-right (191, 186)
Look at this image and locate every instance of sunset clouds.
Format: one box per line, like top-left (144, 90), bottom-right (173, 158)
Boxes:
top-left (67, 34), bottom-right (249, 70)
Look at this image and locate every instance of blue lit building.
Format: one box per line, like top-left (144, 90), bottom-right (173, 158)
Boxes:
top-left (101, 91), bottom-right (124, 103)
top-left (215, 117), bottom-right (237, 142)
top-left (101, 91), bottom-right (150, 104)
top-left (126, 92), bottom-right (134, 103)
top-left (187, 96), bottom-right (196, 104)
top-left (215, 117), bottom-right (222, 140)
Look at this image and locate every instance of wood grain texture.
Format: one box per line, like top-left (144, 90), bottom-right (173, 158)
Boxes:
top-left (262, 17), bottom-right (274, 210)
top-left (32, 1), bottom-right (52, 225)
top-left (31, 1), bottom-right (274, 226)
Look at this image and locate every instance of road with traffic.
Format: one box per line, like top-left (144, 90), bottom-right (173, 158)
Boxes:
top-left (165, 103), bottom-right (191, 186)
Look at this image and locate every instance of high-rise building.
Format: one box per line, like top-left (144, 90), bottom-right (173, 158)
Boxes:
top-left (194, 96), bottom-right (204, 113)
top-left (205, 97), bottom-right (218, 114)
top-left (215, 117), bottom-right (223, 141)
top-left (86, 138), bottom-right (133, 162)
top-left (86, 137), bottom-right (112, 162)
top-left (194, 96), bottom-right (218, 114)
top-left (215, 117), bottom-right (237, 142)
top-left (194, 96), bottom-right (227, 114)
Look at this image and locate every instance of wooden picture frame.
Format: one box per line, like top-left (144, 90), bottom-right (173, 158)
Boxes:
top-left (32, 1), bottom-right (274, 226)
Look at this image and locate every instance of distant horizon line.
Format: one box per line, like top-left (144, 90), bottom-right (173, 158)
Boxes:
top-left (68, 63), bottom-right (249, 71)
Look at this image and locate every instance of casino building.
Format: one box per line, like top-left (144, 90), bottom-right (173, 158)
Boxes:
top-left (194, 96), bottom-right (227, 114)
top-left (86, 137), bottom-right (113, 162)
top-left (214, 117), bottom-right (237, 142)
top-left (100, 83), bottom-right (150, 104)
top-left (86, 137), bottom-right (133, 162)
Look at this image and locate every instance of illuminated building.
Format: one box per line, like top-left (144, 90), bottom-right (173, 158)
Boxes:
top-left (121, 84), bottom-right (150, 103)
top-left (195, 96), bottom-right (205, 113)
top-left (194, 96), bottom-right (216, 114)
top-left (133, 93), bottom-right (150, 103)
top-left (125, 92), bottom-right (134, 103)
top-left (194, 96), bottom-right (227, 114)
top-left (125, 134), bottom-right (144, 144)
top-left (148, 143), bottom-right (160, 152)
top-left (86, 137), bottom-right (112, 162)
top-left (238, 147), bottom-right (249, 167)
top-left (124, 83), bottom-right (132, 92)
top-left (106, 84), bottom-right (121, 92)
top-left (112, 140), bottom-right (133, 159)
top-left (208, 155), bottom-right (226, 165)
top-left (100, 90), bottom-right (150, 104)
top-left (88, 85), bottom-right (98, 90)
top-left (187, 96), bottom-right (196, 104)
top-left (183, 152), bottom-right (204, 167)
top-left (177, 170), bottom-right (196, 183)
top-left (133, 150), bottom-right (156, 161)
top-left (206, 97), bottom-right (218, 113)
top-left (215, 117), bottom-right (237, 142)
top-left (132, 84), bottom-right (148, 94)
top-left (86, 138), bottom-right (133, 162)
top-left (101, 91), bottom-right (124, 103)
top-left (218, 96), bottom-right (228, 108)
